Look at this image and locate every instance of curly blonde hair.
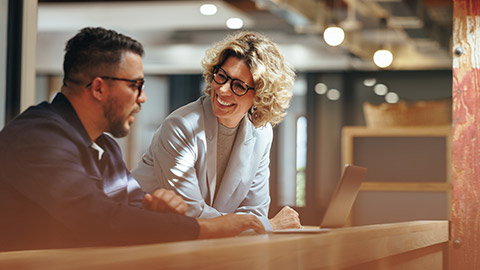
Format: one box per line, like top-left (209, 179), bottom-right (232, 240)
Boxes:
top-left (202, 31), bottom-right (295, 128)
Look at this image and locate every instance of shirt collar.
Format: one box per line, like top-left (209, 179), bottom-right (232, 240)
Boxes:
top-left (90, 142), bottom-right (105, 160)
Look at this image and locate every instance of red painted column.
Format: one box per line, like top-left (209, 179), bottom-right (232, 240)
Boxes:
top-left (451, 0), bottom-right (480, 269)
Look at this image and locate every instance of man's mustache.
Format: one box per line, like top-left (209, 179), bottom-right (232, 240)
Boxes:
top-left (132, 104), bottom-right (141, 114)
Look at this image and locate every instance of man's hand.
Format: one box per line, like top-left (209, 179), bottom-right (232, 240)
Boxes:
top-left (269, 206), bottom-right (301, 230)
top-left (142, 189), bottom-right (187, 215)
top-left (197, 214), bottom-right (265, 239)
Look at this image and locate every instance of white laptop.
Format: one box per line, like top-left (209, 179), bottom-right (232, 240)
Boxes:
top-left (272, 164), bottom-right (367, 233)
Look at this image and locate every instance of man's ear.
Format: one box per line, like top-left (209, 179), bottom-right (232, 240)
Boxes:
top-left (89, 77), bottom-right (105, 101)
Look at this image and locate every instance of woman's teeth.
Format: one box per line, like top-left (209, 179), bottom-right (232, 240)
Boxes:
top-left (217, 96), bottom-right (233, 106)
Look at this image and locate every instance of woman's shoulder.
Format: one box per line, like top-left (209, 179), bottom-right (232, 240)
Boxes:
top-left (164, 98), bottom-right (205, 124)
top-left (159, 97), bottom-right (211, 139)
top-left (169, 97), bottom-right (204, 116)
top-left (250, 122), bottom-right (273, 140)
top-left (254, 122), bottom-right (272, 132)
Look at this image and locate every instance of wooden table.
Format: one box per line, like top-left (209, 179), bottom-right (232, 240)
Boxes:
top-left (0, 220), bottom-right (449, 270)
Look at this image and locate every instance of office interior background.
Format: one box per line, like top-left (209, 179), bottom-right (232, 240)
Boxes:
top-left (1, 0), bottom-right (453, 225)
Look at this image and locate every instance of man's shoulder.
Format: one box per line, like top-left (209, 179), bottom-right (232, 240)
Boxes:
top-left (2, 102), bottom-right (60, 133)
top-left (0, 101), bottom-right (79, 148)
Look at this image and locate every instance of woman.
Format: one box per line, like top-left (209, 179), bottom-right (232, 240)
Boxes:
top-left (133, 31), bottom-right (300, 231)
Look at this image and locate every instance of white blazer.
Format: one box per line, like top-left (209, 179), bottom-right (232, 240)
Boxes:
top-left (132, 96), bottom-right (273, 230)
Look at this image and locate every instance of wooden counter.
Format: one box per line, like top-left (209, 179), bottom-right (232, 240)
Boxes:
top-left (0, 220), bottom-right (448, 270)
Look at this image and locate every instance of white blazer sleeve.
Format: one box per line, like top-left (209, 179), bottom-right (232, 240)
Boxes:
top-left (134, 114), bottom-right (226, 219)
top-left (234, 127), bottom-right (273, 231)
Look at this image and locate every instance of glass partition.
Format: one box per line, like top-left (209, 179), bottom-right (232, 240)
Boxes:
top-left (0, 0), bottom-right (8, 128)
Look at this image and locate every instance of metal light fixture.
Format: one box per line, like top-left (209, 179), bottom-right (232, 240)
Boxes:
top-left (373, 18), bottom-right (393, 68)
top-left (323, 0), bottom-right (345, 47)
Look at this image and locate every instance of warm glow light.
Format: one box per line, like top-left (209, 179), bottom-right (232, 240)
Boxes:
top-left (326, 89), bottom-right (341, 100)
top-left (200, 4), bottom-right (217, 15)
top-left (373, 83), bottom-right (388, 96)
top-left (314, 83), bottom-right (328, 95)
top-left (385, 92), bottom-right (399, 103)
top-left (323, 26), bottom-right (345, 46)
top-left (373, 49), bottom-right (393, 68)
top-left (226, 18), bottom-right (243, 29)
top-left (363, 78), bottom-right (376, 87)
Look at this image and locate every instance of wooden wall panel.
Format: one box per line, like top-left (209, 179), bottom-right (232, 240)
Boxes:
top-left (451, 0), bottom-right (480, 269)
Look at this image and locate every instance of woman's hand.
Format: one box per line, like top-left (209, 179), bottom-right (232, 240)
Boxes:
top-left (142, 189), bottom-right (188, 215)
top-left (269, 206), bottom-right (302, 230)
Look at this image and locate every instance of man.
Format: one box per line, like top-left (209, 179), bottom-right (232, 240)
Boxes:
top-left (0, 27), bottom-right (264, 252)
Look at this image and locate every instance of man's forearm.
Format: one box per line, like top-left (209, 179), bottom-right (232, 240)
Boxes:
top-left (196, 214), bottom-right (265, 239)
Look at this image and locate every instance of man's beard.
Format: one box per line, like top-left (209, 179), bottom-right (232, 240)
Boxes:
top-left (103, 96), bottom-right (138, 138)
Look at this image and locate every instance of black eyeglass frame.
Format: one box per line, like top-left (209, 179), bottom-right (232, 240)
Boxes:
top-left (85, 76), bottom-right (145, 98)
top-left (213, 66), bottom-right (255, 96)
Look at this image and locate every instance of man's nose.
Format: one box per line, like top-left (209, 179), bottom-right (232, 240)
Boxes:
top-left (137, 90), bottom-right (147, 103)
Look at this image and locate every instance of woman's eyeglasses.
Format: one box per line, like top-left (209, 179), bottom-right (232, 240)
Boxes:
top-left (213, 67), bottom-right (254, 96)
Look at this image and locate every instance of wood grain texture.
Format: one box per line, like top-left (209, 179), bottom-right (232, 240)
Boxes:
top-left (451, 0), bottom-right (480, 269)
top-left (0, 221), bottom-right (448, 270)
top-left (360, 182), bottom-right (452, 192)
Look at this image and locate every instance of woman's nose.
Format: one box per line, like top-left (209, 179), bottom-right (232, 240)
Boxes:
top-left (218, 81), bottom-right (232, 95)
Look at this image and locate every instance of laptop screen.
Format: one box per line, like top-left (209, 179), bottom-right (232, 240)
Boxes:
top-left (320, 164), bottom-right (367, 228)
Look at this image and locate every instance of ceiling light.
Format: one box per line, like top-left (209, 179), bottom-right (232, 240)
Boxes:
top-left (373, 18), bottom-right (393, 68)
top-left (200, 4), bottom-right (217, 16)
top-left (226, 18), bottom-right (243, 29)
top-left (323, 26), bottom-right (345, 46)
top-left (326, 89), bottom-right (341, 100)
top-left (373, 83), bottom-right (388, 95)
top-left (314, 83), bottom-right (328, 95)
top-left (373, 49), bottom-right (393, 68)
top-left (363, 78), bottom-right (376, 87)
top-left (385, 92), bottom-right (399, 103)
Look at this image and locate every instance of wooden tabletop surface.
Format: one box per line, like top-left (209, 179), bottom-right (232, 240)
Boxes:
top-left (0, 220), bottom-right (449, 270)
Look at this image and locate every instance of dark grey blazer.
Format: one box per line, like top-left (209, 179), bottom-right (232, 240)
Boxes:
top-left (0, 93), bottom-right (198, 251)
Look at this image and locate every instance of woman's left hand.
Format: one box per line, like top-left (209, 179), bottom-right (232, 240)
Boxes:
top-left (269, 206), bottom-right (302, 230)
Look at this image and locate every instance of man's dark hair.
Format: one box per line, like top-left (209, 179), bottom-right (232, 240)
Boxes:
top-left (63, 27), bottom-right (144, 86)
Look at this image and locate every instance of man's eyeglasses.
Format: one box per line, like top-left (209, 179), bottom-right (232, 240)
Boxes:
top-left (86, 76), bottom-right (145, 98)
top-left (213, 66), bottom-right (255, 96)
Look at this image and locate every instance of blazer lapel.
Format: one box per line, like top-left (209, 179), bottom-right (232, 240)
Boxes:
top-left (213, 116), bottom-right (256, 210)
top-left (203, 97), bottom-right (217, 206)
